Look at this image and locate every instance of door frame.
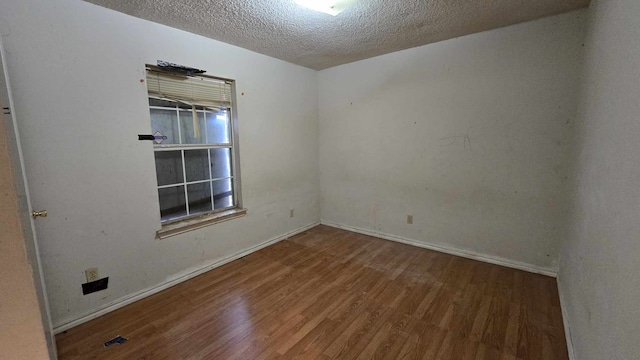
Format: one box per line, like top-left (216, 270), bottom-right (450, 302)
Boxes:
top-left (0, 37), bottom-right (58, 359)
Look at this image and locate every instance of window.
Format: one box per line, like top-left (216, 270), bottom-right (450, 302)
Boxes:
top-left (145, 66), bottom-right (242, 228)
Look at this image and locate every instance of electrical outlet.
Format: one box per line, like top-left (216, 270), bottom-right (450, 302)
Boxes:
top-left (85, 268), bottom-right (99, 282)
top-left (407, 215), bottom-right (413, 225)
top-left (290, 209), bottom-right (294, 218)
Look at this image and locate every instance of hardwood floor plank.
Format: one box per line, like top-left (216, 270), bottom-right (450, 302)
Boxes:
top-left (56, 225), bottom-right (568, 360)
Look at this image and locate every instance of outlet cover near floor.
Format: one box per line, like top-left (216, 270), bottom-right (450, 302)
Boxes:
top-left (85, 268), bottom-right (99, 282)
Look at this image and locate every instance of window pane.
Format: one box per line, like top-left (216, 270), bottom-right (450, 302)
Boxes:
top-left (210, 148), bottom-right (232, 179)
top-left (184, 149), bottom-right (210, 182)
top-left (179, 110), bottom-right (206, 145)
top-left (213, 178), bottom-right (233, 210)
top-left (206, 110), bottom-right (230, 144)
top-left (187, 182), bottom-right (212, 215)
top-left (154, 151), bottom-right (183, 186)
top-left (149, 109), bottom-right (178, 145)
top-left (158, 186), bottom-right (186, 222)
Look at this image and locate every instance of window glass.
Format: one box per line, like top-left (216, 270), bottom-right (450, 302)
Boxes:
top-left (213, 178), bottom-right (233, 210)
top-left (184, 150), bottom-right (210, 182)
top-left (210, 148), bottom-right (232, 179)
top-left (150, 109), bottom-right (178, 145)
top-left (187, 182), bottom-right (213, 215)
top-left (158, 186), bottom-right (187, 221)
top-left (179, 110), bottom-right (206, 145)
top-left (154, 151), bottom-right (183, 186)
top-left (206, 110), bottom-right (230, 144)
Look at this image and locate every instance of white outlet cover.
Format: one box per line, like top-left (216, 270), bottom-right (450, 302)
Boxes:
top-left (85, 268), bottom-right (99, 282)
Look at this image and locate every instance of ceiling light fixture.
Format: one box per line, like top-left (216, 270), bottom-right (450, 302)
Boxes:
top-left (293, 0), bottom-right (356, 16)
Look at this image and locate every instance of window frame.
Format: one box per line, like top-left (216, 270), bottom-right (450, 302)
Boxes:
top-left (145, 65), bottom-right (244, 237)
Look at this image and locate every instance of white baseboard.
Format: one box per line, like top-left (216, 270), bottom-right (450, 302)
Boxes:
top-left (557, 279), bottom-right (576, 360)
top-left (320, 220), bottom-right (558, 278)
top-left (53, 221), bottom-right (320, 334)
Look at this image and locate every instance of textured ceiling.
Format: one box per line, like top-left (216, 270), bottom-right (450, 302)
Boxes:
top-left (84, 0), bottom-right (590, 70)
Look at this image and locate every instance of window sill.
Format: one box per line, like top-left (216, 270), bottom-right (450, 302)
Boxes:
top-left (156, 208), bottom-right (247, 240)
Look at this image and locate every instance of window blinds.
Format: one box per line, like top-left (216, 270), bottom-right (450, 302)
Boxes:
top-left (146, 69), bottom-right (232, 108)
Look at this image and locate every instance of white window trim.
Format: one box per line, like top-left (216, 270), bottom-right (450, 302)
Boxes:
top-left (156, 208), bottom-right (247, 239)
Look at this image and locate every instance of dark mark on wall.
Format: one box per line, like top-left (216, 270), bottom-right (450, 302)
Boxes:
top-left (439, 127), bottom-right (472, 150)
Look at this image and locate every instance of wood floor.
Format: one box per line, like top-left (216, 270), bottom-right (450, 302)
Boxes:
top-left (56, 225), bottom-right (568, 360)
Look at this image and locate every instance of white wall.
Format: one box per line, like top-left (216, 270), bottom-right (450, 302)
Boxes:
top-left (0, 0), bottom-right (319, 329)
top-left (559, 0), bottom-right (640, 358)
top-left (318, 11), bottom-right (586, 273)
